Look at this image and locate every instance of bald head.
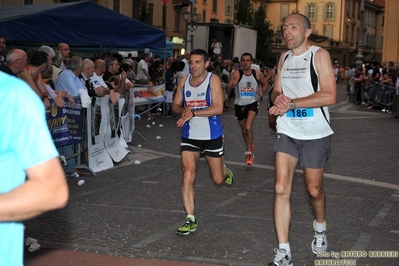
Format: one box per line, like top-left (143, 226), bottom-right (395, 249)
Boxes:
top-left (82, 59), bottom-right (95, 78)
top-left (94, 59), bottom-right (106, 75)
top-left (184, 51), bottom-right (190, 60)
top-left (57, 43), bottom-right (70, 59)
top-left (6, 49), bottom-right (28, 75)
top-left (285, 14), bottom-right (311, 29)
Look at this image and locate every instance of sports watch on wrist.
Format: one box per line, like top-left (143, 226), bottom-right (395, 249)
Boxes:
top-left (288, 100), bottom-right (296, 110)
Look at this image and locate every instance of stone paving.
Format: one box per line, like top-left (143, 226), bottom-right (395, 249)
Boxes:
top-left (24, 84), bottom-right (399, 266)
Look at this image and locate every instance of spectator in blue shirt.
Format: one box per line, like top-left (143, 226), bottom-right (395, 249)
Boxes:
top-left (55, 56), bottom-right (85, 97)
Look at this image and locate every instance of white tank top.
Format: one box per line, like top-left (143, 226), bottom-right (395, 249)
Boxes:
top-left (234, 69), bottom-right (259, 106)
top-left (277, 46), bottom-right (334, 140)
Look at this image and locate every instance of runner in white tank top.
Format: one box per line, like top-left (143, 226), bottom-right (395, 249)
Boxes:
top-left (277, 45), bottom-right (334, 140)
top-left (225, 53), bottom-right (267, 165)
top-left (267, 14), bottom-right (337, 266)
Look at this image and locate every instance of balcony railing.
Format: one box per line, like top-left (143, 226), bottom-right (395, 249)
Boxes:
top-left (173, 0), bottom-right (191, 7)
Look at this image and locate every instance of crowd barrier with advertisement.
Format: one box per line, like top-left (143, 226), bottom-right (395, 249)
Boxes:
top-left (131, 84), bottom-right (166, 141)
top-left (46, 97), bottom-right (94, 174)
top-left (45, 85), bottom-right (165, 173)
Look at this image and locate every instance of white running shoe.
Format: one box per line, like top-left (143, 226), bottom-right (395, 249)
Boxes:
top-left (311, 220), bottom-right (328, 255)
top-left (268, 248), bottom-right (293, 266)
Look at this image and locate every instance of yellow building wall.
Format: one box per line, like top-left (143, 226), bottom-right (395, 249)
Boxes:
top-left (382, 0), bottom-right (399, 64)
top-left (0, 0), bottom-right (391, 63)
top-left (253, 0), bottom-right (345, 42)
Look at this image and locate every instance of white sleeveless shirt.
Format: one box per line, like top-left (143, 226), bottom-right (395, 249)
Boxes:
top-left (277, 46), bottom-right (334, 140)
top-left (234, 69), bottom-right (259, 106)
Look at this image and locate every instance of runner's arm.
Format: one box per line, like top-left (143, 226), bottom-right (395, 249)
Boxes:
top-left (225, 70), bottom-right (239, 94)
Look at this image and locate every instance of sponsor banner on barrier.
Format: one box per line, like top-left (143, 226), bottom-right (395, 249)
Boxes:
top-left (86, 94), bottom-right (130, 172)
top-left (86, 97), bottom-right (114, 173)
top-left (46, 98), bottom-right (83, 147)
top-left (104, 98), bottom-right (129, 163)
top-left (133, 84), bottom-right (165, 106)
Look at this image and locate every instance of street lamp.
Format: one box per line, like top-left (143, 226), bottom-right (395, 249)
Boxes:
top-left (182, 3), bottom-right (198, 52)
top-left (161, 0), bottom-right (168, 33)
top-left (355, 0), bottom-right (365, 68)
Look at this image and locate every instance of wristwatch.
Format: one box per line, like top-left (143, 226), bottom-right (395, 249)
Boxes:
top-left (288, 100), bottom-right (296, 110)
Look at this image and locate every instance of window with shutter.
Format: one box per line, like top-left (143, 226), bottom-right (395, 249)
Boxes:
top-left (281, 4), bottom-right (289, 22)
top-left (325, 25), bottom-right (333, 39)
top-left (225, 0), bottom-right (232, 16)
top-left (307, 4), bottom-right (317, 21)
top-left (212, 0), bottom-right (217, 13)
top-left (325, 4), bottom-right (336, 22)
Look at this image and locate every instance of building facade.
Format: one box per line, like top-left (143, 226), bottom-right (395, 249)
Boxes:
top-left (0, 0), bottom-right (396, 65)
top-left (382, 0), bottom-right (399, 64)
top-left (251, 0), bottom-right (387, 67)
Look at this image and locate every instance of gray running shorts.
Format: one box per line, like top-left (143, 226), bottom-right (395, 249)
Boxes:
top-left (273, 133), bottom-right (331, 168)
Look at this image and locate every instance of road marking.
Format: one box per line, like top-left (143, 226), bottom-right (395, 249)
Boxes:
top-left (350, 232), bottom-right (373, 251)
top-left (369, 191), bottom-right (398, 227)
top-left (126, 148), bottom-right (399, 191)
top-left (369, 203), bottom-right (394, 226)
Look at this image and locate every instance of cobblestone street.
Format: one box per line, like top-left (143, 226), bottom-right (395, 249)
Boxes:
top-left (25, 83), bottom-right (399, 266)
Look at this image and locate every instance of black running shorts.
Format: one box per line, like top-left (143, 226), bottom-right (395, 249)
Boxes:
top-left (234, 101), bottom-right (259, 121)
top-left (180, 135), bottom-right (224, 158)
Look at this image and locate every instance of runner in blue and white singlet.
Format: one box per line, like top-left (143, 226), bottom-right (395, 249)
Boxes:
top-left (181, 71), bottom-right (223, 140)
top-left (172, 49), bottom-right (234, 236)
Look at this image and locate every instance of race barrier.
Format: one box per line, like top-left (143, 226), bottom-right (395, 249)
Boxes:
top-left (45, 84), bottom-right (165, 173)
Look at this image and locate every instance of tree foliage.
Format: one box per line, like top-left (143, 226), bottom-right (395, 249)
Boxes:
top-left (234, 0), bottom-right (254, 27)
top-left (252, 2), bottom-right (275, 66)
top-left (138, 0), bottom-right (150, 24)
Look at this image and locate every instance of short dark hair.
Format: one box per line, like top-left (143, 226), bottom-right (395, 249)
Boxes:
top-left (298, 14), bottom-right (311, 29)
top-left (29, 51), bottom-right (49, 67)
top-left (106, 57), bottom-right (118, 69)
top-left (241, 52), bottom-right (253, 61)
top-left (285, 14), bottom-right (311, 29)
top-left (152, 60), bottom-right (161, 68)
top-left (178, 61), bottom-right (185, 71)
top-left (190, 49), bottom-right (209, 62)
top-left (120, 63), bottom-right (130, 72)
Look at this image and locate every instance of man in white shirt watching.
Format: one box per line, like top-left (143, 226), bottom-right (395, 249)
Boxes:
top-left (135, 53), bottom-right (151, 84)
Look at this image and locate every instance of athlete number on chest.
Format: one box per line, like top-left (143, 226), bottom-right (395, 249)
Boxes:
top-left (286, 108), bottom-right (314, 118)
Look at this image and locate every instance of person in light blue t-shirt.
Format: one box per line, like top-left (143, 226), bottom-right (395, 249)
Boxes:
top-left (0, 71), bottom-right (69, 266)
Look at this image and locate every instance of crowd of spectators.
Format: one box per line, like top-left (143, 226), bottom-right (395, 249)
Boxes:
top-left (344, 60), bottom-right (399, 115)
top-left (3, 34), bottom-right (397, 152)
top-left (0, 36), bottom-right (283, 121)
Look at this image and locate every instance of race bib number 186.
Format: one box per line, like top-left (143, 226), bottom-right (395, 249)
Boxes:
top-left (286, 108), bottom-right (314, 119)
